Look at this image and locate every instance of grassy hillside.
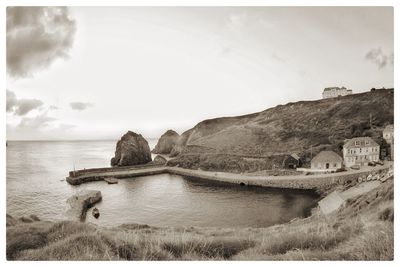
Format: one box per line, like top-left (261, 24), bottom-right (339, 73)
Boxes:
top-left (168, 89), bottom-right (394, 172)
top-left (7, 179), bottom-right (393, 260)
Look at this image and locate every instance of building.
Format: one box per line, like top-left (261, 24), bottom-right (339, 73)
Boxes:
top-left (311, 151), bottom-right (343, 170)
top-left (322, 86), bottom-right (353, 99)
top-left (343, 137), bottom-right (380, 167)
top-left (383, 124), bottom-right (394, 160)
top-left (383, 124), bottom-right (394, 144)
top-left (283, 153), bottom-right (301, 169)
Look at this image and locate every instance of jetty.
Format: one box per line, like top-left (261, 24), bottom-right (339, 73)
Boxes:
top-left (66, 162), bottom-right (392, 191)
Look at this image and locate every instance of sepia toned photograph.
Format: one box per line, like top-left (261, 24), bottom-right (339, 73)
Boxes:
top-left (4, 3), bottom-right (396, 262)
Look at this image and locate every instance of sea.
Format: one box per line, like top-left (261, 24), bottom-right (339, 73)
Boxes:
top-left (6, 140), bottom-right (319, 228)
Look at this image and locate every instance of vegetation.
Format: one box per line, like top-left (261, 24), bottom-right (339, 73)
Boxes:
top-left (170, 89), bottom-right (394, 172)
top-left (168, 153), bottom-right (299, 173)
top-left (7, 179), bottom-right (393, 260)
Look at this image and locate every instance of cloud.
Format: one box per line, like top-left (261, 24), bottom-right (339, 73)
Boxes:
top-left (365, 48), bottom-right (394, 69)
top-left (6, 89), bottom-right (44, 116)
top-left (227, 13), bottom-right (248, 32)
top-left (7, 7), bottom-right (76, 78)
top-left (6, 90), bottom-right (17, 112)
top-left (18, 112), bottom-right (57, 129)
top-left (70, 102), bottom-right (93, 111)
top-left (49, 105), bottom-right (59, 110)
top-left (271, 53), bottom-right (286, 63)
top-left (14, 99), bottom-right (44, 116)
top-left (8, 112), bottom-right (76, 140)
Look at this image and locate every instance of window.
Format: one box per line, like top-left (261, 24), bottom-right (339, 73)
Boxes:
top-left (365, 140), bottom-right (370, 145)
top-left (355, 141), bottom-right (360, 146)
top-left (334, 163), bottom-right (337, 167)
top-left (360, 148), bottom-right (362, 153)
top-left (348, 149), bottom-right (350, 154)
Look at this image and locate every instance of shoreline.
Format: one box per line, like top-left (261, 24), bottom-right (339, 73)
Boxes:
top-left (66, 163), bottom-right (391, 192)
top-left (7, 178), bottom-right (394, 260)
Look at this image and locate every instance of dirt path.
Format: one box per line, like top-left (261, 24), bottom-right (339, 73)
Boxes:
top-left (340, 181), bottom-right (381, 199)
top-left (318, 180), bottom-right (382, 215)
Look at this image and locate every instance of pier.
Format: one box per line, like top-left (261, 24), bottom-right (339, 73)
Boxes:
top-left (66, 163), bottom-right (391, 191)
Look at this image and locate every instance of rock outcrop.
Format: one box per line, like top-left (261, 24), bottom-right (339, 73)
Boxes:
top-left (66, 190), bottom-right (102, 221)
top-left (153, 155), bottom-right (167, 165)
top-left (152, 130), bottom-right (180, 154)
top-left (111, 131), bottom-right (152, 166)
top-left (170, 129), bottom-right (193, 157)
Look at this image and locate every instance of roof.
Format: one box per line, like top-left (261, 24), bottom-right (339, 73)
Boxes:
top-left (323, 86), bottom-right (347, 92)
top-left (311, 151), bottom-right (342, 163)
top-left (383, 124), bottom-right (394, 133)
top-left (290, 153), bottom-right (300, 160)
top-left (343, 137), bottom-right (379, 149)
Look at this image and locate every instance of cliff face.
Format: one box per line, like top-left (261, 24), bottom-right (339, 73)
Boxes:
top-left (111, 131), bottom-right (152, 166)
top-left (152, 130), bottom-right (179, 154)
top-left (168, 89), bottom-right (394, 172)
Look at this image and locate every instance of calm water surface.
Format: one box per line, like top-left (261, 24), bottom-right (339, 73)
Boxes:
top-left (6, 140), bottom-right (319, 228)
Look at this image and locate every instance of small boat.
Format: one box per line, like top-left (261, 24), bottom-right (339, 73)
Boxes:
top-left (104, 177), bottom-right (118, 184)
top-left (92, 208), bottom-right (100, 219)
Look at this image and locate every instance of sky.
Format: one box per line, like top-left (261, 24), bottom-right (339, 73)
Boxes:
top-left (6, 6), bottom-right (394, 140)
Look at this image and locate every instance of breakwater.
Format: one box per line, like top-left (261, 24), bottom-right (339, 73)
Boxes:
top-left (66, 163), bottom-right (390, 191)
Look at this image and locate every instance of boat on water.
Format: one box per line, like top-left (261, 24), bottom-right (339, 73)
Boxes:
top-left (92, 207), bottom-right (100, 219)
top-left (104, 177), bottom-right (118, 184)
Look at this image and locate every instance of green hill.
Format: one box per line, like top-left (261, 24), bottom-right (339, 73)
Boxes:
top-left (168, 89), bottom-right (394, 172)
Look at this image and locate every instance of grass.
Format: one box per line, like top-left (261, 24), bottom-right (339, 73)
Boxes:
top-left (169, 89), bottom-right (394, 172)
top-left (7, 179), bottom-right (394, 261)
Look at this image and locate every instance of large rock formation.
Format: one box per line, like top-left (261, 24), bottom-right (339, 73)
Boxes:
top-left (66, 190), bottom-right (102, 221)
top-left (153, 155), bottom-right (167, 165)
top-left (111, 131), bottom-right (152, 166)
top-left (152, 130), bottom-right (180, 154)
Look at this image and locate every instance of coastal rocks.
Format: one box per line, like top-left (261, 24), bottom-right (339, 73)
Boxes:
top-left (66, 190), bottom-right (102, 221)
top-left (6, 214), bottom-right (19, 226)
top-left (153, 155), bottom-right (167, 165)
top-left (6, 214), bottom-right (40, 226)
top-left (92, 208), bottom-right (100, 219)
top-left (152, 130), bottom-right (180, 154)
top-left (111, 131), bottom-right (152, 166)
top-left (170, 129), bottom-right (193, 157)
top-left (104, 177), bottom-right (118, 184)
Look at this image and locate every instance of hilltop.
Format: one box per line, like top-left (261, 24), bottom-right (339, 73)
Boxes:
top-left (168, 89), bottom-right (394, 172)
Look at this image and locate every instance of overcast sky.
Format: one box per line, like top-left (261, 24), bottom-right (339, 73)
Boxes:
top-left (6, 6), bottom-right (394, 140)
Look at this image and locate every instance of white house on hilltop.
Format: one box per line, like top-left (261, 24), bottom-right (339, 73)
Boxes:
top-left (343, 137), bottom-right (380, 167)
top-left (322, 86), bottom-right (353, 99)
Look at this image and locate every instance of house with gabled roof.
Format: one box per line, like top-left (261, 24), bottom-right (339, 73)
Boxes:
top-left (343, 137), bottom-right (380, 167)
top-left (311, 151), bottom-right (343, 170)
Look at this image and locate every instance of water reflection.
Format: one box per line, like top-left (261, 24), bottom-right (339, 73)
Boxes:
top-left (7, 141), bottom-right (319, 228)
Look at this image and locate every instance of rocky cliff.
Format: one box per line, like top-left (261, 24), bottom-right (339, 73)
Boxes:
top-left (168, 89), bottom-right (394, 172)
top-left (111, 131), bottom-right (152, 166)
top-left (152, 130), bottom-right (180, 154)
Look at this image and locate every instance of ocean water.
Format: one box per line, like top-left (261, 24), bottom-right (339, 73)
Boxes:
top-left (6, 140), bottom-right (319, 228)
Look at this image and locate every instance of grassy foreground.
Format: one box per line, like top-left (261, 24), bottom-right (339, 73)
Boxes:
top-left (7, 180), bottom-right (393, 261)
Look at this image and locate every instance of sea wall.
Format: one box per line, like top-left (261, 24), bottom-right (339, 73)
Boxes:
top-left (69, 163), bottom-right (163, 177)
top-left (66, 164), bottom-right (390, 191)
